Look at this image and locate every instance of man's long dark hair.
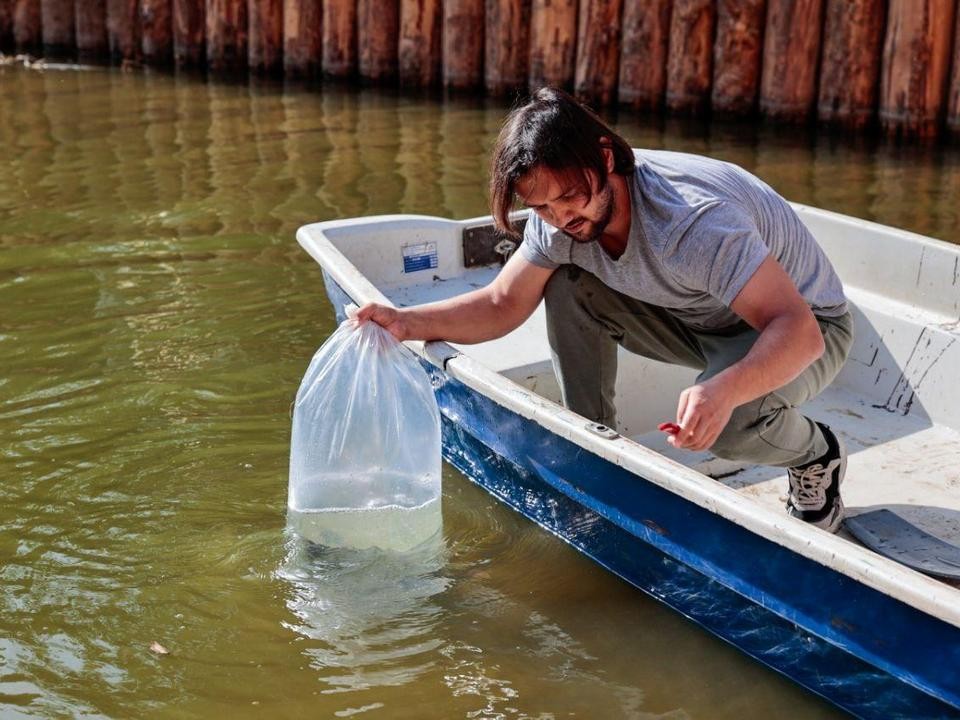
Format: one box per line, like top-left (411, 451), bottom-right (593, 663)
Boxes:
top-left (489, 87), bottom-right (636, 238)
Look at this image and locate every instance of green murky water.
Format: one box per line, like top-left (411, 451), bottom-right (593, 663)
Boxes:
top-left (3, 63), bottom-right (959, 719)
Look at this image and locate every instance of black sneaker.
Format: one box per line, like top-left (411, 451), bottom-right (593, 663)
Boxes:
top-left (786, 422), bottom-right (846, 533)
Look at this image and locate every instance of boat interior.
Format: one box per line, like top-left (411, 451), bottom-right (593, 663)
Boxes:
top-left (315, 210), bottom-right (960, 584)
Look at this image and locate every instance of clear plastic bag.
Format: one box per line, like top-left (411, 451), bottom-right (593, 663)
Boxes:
top-left (288, 312), bottom-right (442, 551)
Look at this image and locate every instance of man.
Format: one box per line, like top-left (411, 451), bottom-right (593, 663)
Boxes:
top-left (358, 87), bottom-right (854, 533)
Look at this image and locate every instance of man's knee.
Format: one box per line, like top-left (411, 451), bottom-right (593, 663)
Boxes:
top-left (708, 396), bottom-right (818, 467)
top-left (709, 401), bottom-right (764, 461)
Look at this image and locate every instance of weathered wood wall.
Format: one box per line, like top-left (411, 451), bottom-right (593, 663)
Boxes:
top-left (205, 0), bottom-right (245, 71)
top-left (443, 0), bottom-right (483, 89)
top-left (528, 0), bottom-right (576, 91)
top-left (666, 0), bottom-right (715, 114)
top-left (818, 0), bottom-right (886, 129)
top-left (249, 0), bottom-right (282, 73)
top-left (283, 0), bottom-right (320, 76)
top-left (141, 0), bottom-right (173, 63)
top-left (619, 0), bottom-right (671, 110)
top-left (6, 0), bottom-right (960, 138)
top-left (323, 0), bottom-right (355, 78)
top-left (879, 0), bottom-right (956, 138)
top-left (357, 0), bottom-right (397, 81)
top-left (13, 0), bottom-right (42, 52)
top-left (76, 0), bottom-right (109, 60)
top-left (0, 1), bottom-right (13, 52)
top-left (41, 0), bottom-right (75, 56)
top-left (398, 0), bottom-right (441, 87)
top-left (173, 0), bottom-right (205, 66)
top-left (485, 0), bottom-right (530, 95)
top-left (711, 0), bottom-right (764, 115)
top-left (760, 0), bottom-right (824, 121)
top-left (107, 0), bottom-right (140, 61)
top-left (574, 0), bottom-right (623, 106)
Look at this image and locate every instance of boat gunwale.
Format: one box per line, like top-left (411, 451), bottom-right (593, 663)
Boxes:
top-left (295, 209), bottom-right (960, 632)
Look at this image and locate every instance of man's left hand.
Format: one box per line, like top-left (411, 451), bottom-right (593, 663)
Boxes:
top-left (668, 379), bottom-right (737, 452)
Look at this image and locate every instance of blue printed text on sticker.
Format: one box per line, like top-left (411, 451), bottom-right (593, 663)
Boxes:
top-left (402, 241), bottom-right (438, 273)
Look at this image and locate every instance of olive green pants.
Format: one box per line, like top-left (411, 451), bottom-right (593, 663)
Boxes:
top-left (544, 265), bottom-right (854, 468)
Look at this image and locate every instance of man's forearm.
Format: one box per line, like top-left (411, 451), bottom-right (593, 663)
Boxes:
top-left (359, 252), bottom-right (554, 344)
top-left (400, 287), bottom-right (530, 344)
top-left (710, 312), bottom-right (825, 407)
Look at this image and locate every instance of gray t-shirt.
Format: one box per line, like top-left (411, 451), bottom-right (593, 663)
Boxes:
top-left (519, 149), bottom-right (848, 330)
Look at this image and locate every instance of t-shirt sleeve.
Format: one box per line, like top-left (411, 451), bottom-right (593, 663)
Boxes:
top-left (518, 214), bottom-right (565, 269)
top-left (662, 202), bottom-right (770, 307)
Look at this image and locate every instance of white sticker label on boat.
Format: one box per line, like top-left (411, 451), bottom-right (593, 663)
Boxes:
top-left (402, 242), bottom-right (438, 273)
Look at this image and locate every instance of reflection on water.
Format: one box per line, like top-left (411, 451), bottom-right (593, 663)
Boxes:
top-left (3, 68), bottom-right (959, 249)
top-left (2, 62), bottom-right (958, 719)
top-left (277, 528), bottom-right (449, 695)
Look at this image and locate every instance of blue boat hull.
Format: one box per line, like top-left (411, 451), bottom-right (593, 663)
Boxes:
top-left (324, 276), bottom-right (960, 720)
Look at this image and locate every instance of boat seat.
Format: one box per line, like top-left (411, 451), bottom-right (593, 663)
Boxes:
top-left (846, 509), bottom-right (960, 580)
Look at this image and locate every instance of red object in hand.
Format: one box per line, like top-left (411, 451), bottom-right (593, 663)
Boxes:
top-left (658, 422), bottom-right (681, 435)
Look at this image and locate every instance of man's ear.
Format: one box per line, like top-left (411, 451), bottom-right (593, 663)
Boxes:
top-left (601, 145), bottom-right (617, 175)
top-left (599, 141), bottom-right (615, 173)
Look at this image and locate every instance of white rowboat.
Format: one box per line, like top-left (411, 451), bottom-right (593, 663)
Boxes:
top-left (297, 205), bottom-right (960, 719)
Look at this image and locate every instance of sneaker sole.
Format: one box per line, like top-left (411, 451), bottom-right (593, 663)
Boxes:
top-left (789, 428), bottom-right (848, 533)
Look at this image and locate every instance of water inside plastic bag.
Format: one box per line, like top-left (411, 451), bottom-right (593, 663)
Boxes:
top-left (288, 314), bottom-right (442, 551)
top-left (288, 471), bottom-right (442, 551)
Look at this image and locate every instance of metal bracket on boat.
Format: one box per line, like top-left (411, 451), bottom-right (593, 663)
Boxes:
top-left (462, 218), bottom-right (527, 267)
top-left (585, 422), bottom-right (619, 440)
top-left (494, 239), bottom-right (517, 261)
top-left (420, 340), bottom-right (460, 372)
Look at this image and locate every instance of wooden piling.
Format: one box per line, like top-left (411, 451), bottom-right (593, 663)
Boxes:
top-left (618, 0), bottom-right (671, 110)
top-left (879, 0), bottom-right (957, 138)
top-left (818, 0), bottom-right (885, 129)
top-left (248, 0), bottom-right (282, 72)
top-left (323, 0), bottom-right (356, 78)
top-left (950, 8), bottom-right (960, 132)
top-left (358, 0), bottom-right (398, 81)
top-left (443, 0), bottom-right (483, 89)
top-left (173, 0), bottom-right (205, 66)
top-left (760, 0), bottom-right (825, 122)
top-left (528, 0), bottom-right (576, 91)
top-left (13, 0), bottom-right (41, 52)
top-left (76, 0), bottom-right (109, 59)
top-left (6, 0), bottom-right (960, 147)
top-left (666, 0), bottom-right (715, 114)
top-left (206, 0), bottom-right (246, 71)
top-left (107, 0), bottom-right (141, 61)
top-left (574, 0), bottom-right (624, 105)
top-left (0, 0), bottom-right (13, 52)
top-left (42, 0), bottom-right (76, 56)
top-left (485, 0), bottom-right (530, 95)
top-left (398, 0), bottom-right (441, 87)
top-left (711, 0), bottom-right (765, 115)
top-left (283, 0), bottom-right (321, 77)
top-left (141, 0), bottom-right (173, 63)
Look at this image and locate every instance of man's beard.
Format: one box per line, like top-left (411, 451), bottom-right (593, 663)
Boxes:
top-left (564, 182), bottom-right (615, 243)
